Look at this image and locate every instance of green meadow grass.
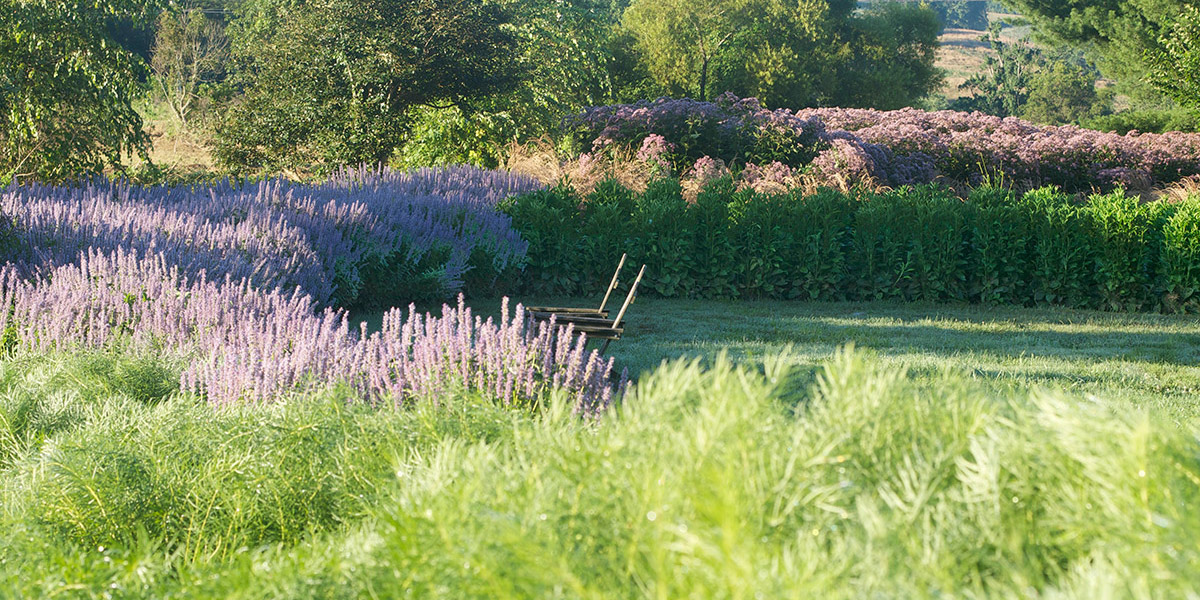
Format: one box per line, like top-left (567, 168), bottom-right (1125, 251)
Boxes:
top-left (1, 299), bottom-right (1198, 597)
top-left (445, 297), bottom-right (1200, 424)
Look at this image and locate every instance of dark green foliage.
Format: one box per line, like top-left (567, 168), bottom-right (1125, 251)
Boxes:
top-left (927, 0), bottom-right (989, 31)
top-left (1001, 0), bottom-right (1199, 104)
top-left (1018, 188), bottom-right (1097, 308)
top-left (632, 179), bottom-right (695, 297)
top-left (783, 189), bottom-right (855, 300)
top-left (1082, 191), bottom-right (1156, 311)
top-left (500, 186), bottom-right (585, 296)
top-left (0, 0), bottom-right (161, 183)
top-left (967, 186), bottom-right (1030, 305)
top-left (215, 0), bottom-right (522, 173)
top-left (852, 186), bottom-right (969, 302)
top-left (503, 180), bottom-right (1200, 312)
top-left (580, 180), bottom-right (639, 292)
top-left (1148, 6), bottom-right (1200, 113)
top-left (687, 178), bottom-right (740, 299)
top-left (729, 191), bottom-right (791, 298)
top-left (1161, 200), bottom-right (1200, 313)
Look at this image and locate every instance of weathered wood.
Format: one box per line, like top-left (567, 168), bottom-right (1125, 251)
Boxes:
top-left (521, 256), bottom-right (642, 354)
top-left (610, 264), bottom-right (645, 329)
top-left (527, 307), bottom-right (610, 316)
top-left (597, 253), bottom-right (627, 314)
top-left (525, 254), bottom-right (627, 317)
top-left (530, 313), bottom-right (615, 326)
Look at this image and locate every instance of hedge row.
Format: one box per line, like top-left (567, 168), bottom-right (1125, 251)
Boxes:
top-left (500, 179), bottom-right (1200, 313)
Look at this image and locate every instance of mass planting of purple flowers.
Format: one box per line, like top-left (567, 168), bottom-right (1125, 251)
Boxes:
top-left (0, 167), bottom-right (626, 410)
top-left (1, 166), bottom-right (539, 306)
top-left (569, 95), bottom-right (1200, 192)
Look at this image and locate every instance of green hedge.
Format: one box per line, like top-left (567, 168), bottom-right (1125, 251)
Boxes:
top-left (501, 179), bottom-right (1200, 313)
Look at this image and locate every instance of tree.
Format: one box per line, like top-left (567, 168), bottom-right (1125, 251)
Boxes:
top-left (621, 0), bottom-right (749, 100)
top-left (1148, 6), bottom-right (1200, 113)
top-left (151, 1), bottom-right (230, 125)
top-left (620, 0), bottom-right (941, 110)
top-left (832, 2), bottom-right (944, 110)
top-left (395, 0), bottom-right (621, 167)
top-left (999, 0), bottom-right (1200, 104)
top-left (0, 0), bottom-right (161, 184)
top-left (1022, 60), bottom-right (1110, 125)
top-left (952, 25), bottom-right (1112, 124)
top-left (214, 0), bottom-right (522, 172)
top-left (954, 25), bottom-right (1041, 117)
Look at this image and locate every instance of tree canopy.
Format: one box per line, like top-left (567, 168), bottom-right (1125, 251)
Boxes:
top-left (213, 0), bottom-right (524, 172)
top-left (621, 0), bottom-right (941, 109)
top-left (1148, 6), bottom-right (1200, 113)
top-left (999, 0), bottom-right (1200, 104)
top-left (1, 0), bottom-right (161, 184)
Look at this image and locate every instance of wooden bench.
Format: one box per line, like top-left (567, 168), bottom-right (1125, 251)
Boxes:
top-left (526, 253), bottom-right (627, 319)
top-left (529, 260), bottom-right (645, 353)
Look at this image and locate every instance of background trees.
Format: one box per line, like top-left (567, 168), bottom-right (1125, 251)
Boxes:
top-left (999, 0), bottom-right (1200, 105)
top-left (213, 0), bottom-right (523, 172)
top-left (1148, 6), bottom-right (1200, 113)
top-left (151, 1), bottom-right (230, 126)
top-left (0, 0), bottom-right (161, 184)
top-left (621, 0), bottom-right (942, 110)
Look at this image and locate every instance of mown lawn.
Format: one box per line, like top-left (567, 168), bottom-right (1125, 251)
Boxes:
top-left (407, 296), bottom-right (1200, 424)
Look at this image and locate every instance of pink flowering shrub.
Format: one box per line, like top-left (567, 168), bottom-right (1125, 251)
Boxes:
top-left (566, 95), bottom-right (1200, 193)
top-left (567, 94), bottom-right (829, 168)
top-left (0, 249), bottom-right (623, 411)
top-left (799, 106), bottom-right (1200, 191)
top-left (636, 134), bottom-right (676, 175)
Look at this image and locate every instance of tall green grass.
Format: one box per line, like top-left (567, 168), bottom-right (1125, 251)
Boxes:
top-left (1, 347), bottom-right (1197, 597)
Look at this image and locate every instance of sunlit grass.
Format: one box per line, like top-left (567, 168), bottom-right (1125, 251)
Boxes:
top-left (1, 346), bottom-right (1197, 597)
top-left (3, 299), bottom-right (1199, 597)
top-left (452, 297), bottom-right (1200, 424)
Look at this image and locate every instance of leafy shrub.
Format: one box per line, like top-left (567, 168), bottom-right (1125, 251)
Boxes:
top-left (687, 178), bottom-right (740, 299)
top-left (851, 186), bottom-right (968, 301)
top-left (500, 185), bottom-right (585, 296)
top-left (966, 186), bottom-right (1030, 304)
top-left (1082, 191), bottom-right (1156, 311)
top-left (1161, 200), bottom-right (1200, 312)
top-left (1019, 188), bottom-right (1098, 308)
top-left (631, 179), bottom-right (695, 297)
top-left (504, 180), bottom-right (1200, 312)
top-left (782, 189), bottom-right (856, 301)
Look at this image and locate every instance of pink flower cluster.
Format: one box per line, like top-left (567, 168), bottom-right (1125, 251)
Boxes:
top-left (799, 106), bottom-right (1200, 190)
top-left (0, 249), bottom-right (623, 412)
top-left (569, 95), bottom-right (1200, 192)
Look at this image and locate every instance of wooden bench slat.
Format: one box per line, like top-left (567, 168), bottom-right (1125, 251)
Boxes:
top-left (526, 307), bottom-right (609, 315)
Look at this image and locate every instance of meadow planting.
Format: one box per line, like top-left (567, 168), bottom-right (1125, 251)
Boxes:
top-left (2, 105), bottom-right (1200, 597)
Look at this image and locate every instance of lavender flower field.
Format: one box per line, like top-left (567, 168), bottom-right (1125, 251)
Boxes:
top-left (0, 167), bottom-right (625, 410)
top-left (2, 166), bottom-right (538, 306)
